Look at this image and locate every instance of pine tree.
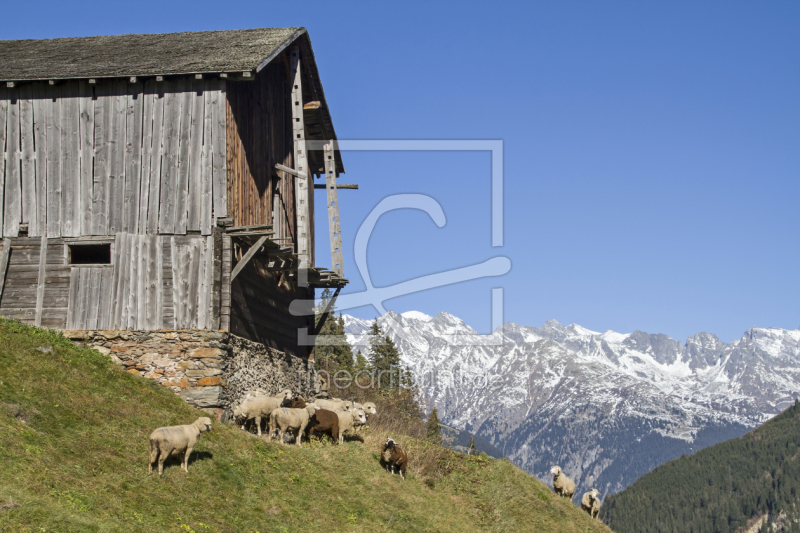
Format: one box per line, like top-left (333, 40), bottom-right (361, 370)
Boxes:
top-left (426, 408), bottom-right (442, 444)
top-left (354, 350), bottom-right (368, 371)
top-left (314, 289), bottom-right (354, 373)
top-left (467, 435), bottom-right (477, 456)
top-left (367, 319), bottom-right (402, 389)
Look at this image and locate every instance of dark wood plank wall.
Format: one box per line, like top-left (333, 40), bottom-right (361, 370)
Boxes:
top-left (229, 260), bottom-right (314, 358)
top-left (226, 58), bottom-right (295, 244)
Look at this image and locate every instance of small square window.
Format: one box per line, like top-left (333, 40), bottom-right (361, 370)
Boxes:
top-left (68, 243), bottom-right (111, 265)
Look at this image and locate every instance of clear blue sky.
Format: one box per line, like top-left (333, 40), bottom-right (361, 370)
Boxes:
top-left (6, 1), bottom-right (799, 342)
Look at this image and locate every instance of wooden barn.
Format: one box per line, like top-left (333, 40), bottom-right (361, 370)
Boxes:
top-left (0, 27), bottom-right (348, 358)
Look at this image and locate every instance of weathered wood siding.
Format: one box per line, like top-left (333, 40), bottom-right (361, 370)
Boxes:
top-left (228, 260), bottom-right (313, 358)
top-left (0, 79), bottom-right (227, 238)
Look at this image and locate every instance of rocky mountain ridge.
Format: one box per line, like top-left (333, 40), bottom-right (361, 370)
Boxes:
top-left (343, 311), bottom-right (800, 496)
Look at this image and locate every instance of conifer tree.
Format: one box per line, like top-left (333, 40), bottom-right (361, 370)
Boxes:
top-left (467, 435), bottom-right (477, 456)
top-left (426, 408), bottom-right (442, 444)
top-left (314, 289), bottom-right (354, 373)
top-left (367, 319), bottom-right (402, 389)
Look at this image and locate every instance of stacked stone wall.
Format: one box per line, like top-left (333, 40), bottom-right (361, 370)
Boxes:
top-left (64, 329), bottom-right (315, 419)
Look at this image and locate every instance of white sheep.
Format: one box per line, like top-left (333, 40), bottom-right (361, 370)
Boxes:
top-left (235, 394), bottom-right (288, 436)
top-left (334, 408), bottom-right (367, 444)
top-left (313, 398), bottom-right (352, 412)
top-left (148, 417), bottom-right (212, 476)
top-left (581, 488), bottom-right (601, 519)
top-left (268, 404), bottom-right (317, 446)
top-left (550, 466), bottom-right (575, 499)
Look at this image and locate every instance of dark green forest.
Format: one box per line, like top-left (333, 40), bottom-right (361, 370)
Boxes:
top-left (602, 400), bottom-right (800, 533)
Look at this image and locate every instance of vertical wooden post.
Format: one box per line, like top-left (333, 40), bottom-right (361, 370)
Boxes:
top-left (34, 235), bottom-right (47, 326)
top-left (290, 46), bottom-right (311, 286)
top-left (324, 142), bottom-right (344, 277)
top-left (0, 239), bottom-right (11, 304)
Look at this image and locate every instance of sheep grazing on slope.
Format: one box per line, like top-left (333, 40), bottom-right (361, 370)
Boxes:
top-left (581, 488), bottom-right (601, 519)
top-left (306, 408), bottom-right (340, 444)
top-left (334, 408), bottom-right (367, 444)
top-left (235, 394), bottom-right (287, 436)
top-left (148, 417), bottom-right (212, 476)
top-left (313, 398), bottom-right (352, 412)
top-left (381, 437), bottom-right (408, 480)
top-left (268, 404), bottom-right (317, 446)
top-left (549, 466), bottom-right (575, 499)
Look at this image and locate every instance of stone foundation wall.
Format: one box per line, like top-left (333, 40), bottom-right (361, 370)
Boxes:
top-left (64, 329), bottom-right (315, 419)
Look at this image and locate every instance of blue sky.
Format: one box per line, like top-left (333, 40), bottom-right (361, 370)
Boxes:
top-left (6, 1), bottom-right (799, 342)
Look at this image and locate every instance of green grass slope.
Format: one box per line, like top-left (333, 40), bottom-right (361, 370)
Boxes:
top-left (0, 320), bottom-right (610, 533)
top-left (602, 401), bottom-right (800, 533)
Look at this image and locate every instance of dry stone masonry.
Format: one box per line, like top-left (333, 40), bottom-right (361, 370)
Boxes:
top-left (64, 329), bottom-right (315, 419)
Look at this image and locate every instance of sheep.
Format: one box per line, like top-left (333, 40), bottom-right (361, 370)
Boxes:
top-left (148, 417), bottom-right (212, 476)
top-left (362, 402), bottom-right (377, 416)
top-left (334, 408), bottom-right (367, 444)
top-left (313, 398), bottom-right (352, 412)
top-left (381, 437), bottom-right (408, 480)
top-left (549, 466), bottom-right (575, 499)
top-left (235, 394), bottom-right (287, 436)
top-left (268, 404), bottom-right (317, 446)
top-left (581, 488), bottom-right (601, 519)
top-left (306, 408), bottom-right (339, 444)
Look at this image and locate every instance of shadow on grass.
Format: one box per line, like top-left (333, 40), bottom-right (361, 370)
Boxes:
top-left (156, 451), bottom-right (214, 473)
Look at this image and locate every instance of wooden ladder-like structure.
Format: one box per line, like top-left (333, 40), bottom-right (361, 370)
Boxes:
top-left (323, 142), bottom-right (344, 277)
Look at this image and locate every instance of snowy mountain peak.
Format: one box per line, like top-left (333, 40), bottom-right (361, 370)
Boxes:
top-left (400, 311), bottom-right (433, 322)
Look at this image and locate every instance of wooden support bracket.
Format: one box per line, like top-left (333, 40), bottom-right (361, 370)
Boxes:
top-left (229, 235), bottom-right (269, 281)
top-left (275, 163), bottom-right (307, 179)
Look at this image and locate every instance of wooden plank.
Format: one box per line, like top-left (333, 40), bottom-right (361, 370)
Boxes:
top-left (85, 268), bottom-right (101, 330)
top-left (170, 237), bottom-right (181, 328)
top-left (136, 234), bottom-right (148, 330)
top-left (107, 80), bottom-right (127, 235)
top-left (110, 233), bottom-right (125, 329)
top-left (211, 227), bottom-right (221, 330)
top-left (65, 267), bottom-right (79, 329)
top-left (91, 83), bottom-right (112, 236)
top-left (19, 85), bottom-right (36, 235)
top-left (146, 234), bottom-right (159, 329)
top-left (138, 82), bottom-right (154, 233)
top-left (290, 47), bottom-right (311, 281)
top-left (97, 266), bottom-right (113, 329)
top-left (187, 78), bottom-right (205, 232)
top-left (60, 83), bottom-right (81, 237)
top-left (230, 234), bottom-right (268, 281)
top-left (158, 80), bottom-right (180, 234)
top-left (0, 86), bottom-right (8, 237)
top-left (4, 87), bottom-right (21, 237)
top-left (123, 82), bottom-right (144, 233)
top-left (31, 84), bottom-right (47, 238)
top-left (34, 236), bottom-right (47, 326)
top-left (324, 142), bottom-right (344, 277)
top-left (45, 85), bottom-right (62, 237)
top-left (200, 82), bottom-right (214, 236)
top-left (155, 235), bottom-right (163, 330)
top-left (146, 82), bottom-right (165, 234)
top-left (78, 81), bottom-right (94, 237)
top-left (210, 79), bottom-right (227, 221)
top-left (186, 238), bottom-right (202, 328)
top-left (175, 79), bottom-right (193, 235)
top-left (220, 234), bottom-right (231, 331)
top-left (75, 267), bottom-right (89, 329)
top-left (125, 233), bottom-right (138, 329)
top-left (197, 235), bottom-right (211, 329)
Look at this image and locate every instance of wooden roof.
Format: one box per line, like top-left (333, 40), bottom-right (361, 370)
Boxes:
top-left (0, 27), bottom-right (305, 81)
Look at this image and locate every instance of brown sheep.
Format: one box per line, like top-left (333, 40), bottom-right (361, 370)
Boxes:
top-left (306, 408), bottom-right (340, 443)
top-left (381, 437), bottom-right (408, 480)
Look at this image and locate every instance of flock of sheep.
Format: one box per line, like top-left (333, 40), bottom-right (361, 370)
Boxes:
top-left (146, 391), bottom-right (600, 517)
top-left (550, 465), bottom-right (602, 519)
top-left (147, 389), bottom-right (409, 480)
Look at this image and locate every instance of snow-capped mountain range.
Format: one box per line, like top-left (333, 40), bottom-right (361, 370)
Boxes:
top-left (343, 311), bottom-right (800, 496)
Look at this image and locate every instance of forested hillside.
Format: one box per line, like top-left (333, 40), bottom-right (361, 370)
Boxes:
top-left (602, 400), bottom-right (800, 533)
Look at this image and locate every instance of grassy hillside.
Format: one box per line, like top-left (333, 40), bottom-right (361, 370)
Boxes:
top-left (0, 319), bottom-right (610, 532)
top-left (602, 401), bottom-right (800, 533)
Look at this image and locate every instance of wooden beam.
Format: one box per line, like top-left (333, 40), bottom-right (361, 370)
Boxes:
top-left (314, 184), bottom-right (357, 189)
top-left (303, 101), bottom-right (321, 110)
top-left (229, 235), bottom-right (269, 281)
top-left (275, 163), bottom-right (306, 179)
top-left (324, 142), bottom-right (344, 277)
top-left (227, 224), bottom-right (273, 233)
top-left (34, 236), bottom-right (47, 326)
top-left (6, 82), bottom-right (14, 88)
top-left (290, 46), bottom-right (312, 285)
